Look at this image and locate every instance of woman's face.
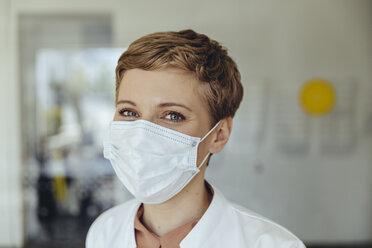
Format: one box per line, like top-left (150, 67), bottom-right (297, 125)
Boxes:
top-left (114, 67), bottom-right (215, 165)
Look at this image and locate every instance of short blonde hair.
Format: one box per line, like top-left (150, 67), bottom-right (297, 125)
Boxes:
top-left (115, 29), bottom-right (243, 125)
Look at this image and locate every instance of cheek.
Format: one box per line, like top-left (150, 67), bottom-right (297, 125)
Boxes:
top-left (196, 138), bottom-right (211, 165)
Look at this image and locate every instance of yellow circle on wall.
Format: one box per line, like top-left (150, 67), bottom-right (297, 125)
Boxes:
top-left (300, 78), bottom-right (336, 115)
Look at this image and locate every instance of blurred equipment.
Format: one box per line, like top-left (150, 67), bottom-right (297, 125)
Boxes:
top-left (19, 14), bottom-right (131, 246)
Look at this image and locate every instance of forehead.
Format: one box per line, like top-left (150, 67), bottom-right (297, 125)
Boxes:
top-left (117, 68), bottom-right (205, 106)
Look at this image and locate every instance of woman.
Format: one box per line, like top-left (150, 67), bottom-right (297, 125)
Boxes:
top-left (86, 29), bottom-right (305, 248)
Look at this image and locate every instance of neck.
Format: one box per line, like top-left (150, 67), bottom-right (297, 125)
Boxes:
top-left (141, 173), bottom-right (212, 236)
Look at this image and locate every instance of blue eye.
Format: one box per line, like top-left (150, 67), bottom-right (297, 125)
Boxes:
top-left (119, 109), bottom-right (139, 117)
top-left (165, 112), bottom-right (185, 122)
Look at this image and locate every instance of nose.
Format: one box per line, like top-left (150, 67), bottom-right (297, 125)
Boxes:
top-left (140, 116), bottom-right (156, 123)
top-left (137, 109), bottom-right (158, 124)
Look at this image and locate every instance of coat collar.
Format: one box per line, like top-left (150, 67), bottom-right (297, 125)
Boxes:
top-left (120, 200), bottom-right (141, 248)
top-left (121, 181), bottom-right (229, 248)
top-left (180, 182), bottom-right (230, 247)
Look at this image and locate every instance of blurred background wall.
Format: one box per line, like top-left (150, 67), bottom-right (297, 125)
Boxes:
top-left (0, 0), bottom-right (371, 247)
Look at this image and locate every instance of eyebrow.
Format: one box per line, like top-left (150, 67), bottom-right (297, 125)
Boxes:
top-left (116, 100), bottom-right (136, 106)
top-left (158, 102), bottom-right (192, 112)
top-left (116, 100), bottom-right (192, 112)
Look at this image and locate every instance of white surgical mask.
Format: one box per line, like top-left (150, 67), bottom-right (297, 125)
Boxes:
top-left (103, 119), bottom-right (220, 204)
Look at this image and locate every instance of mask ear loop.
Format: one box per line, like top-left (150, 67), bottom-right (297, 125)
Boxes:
top-left (200, 120), bottom-right (221, 143)
top-left (197, 120), bottom-right (221, 169)
top-left (197, 152), bottom-right (211, 169)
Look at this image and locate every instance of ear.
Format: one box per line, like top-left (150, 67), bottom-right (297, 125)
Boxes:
top-left (208, 117), bottom-right (233, 154)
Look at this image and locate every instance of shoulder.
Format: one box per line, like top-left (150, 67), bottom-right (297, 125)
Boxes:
top-left (227, 202), bottom-right (306, 247)
top-left (85, 199), bottom-right (139, 248)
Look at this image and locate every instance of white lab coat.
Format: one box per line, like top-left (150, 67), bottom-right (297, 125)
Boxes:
top-left (86, 183), bottom-right (306, 248)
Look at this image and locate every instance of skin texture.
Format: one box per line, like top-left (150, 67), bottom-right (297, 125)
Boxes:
top-left (114, 67), bottom-right (232, 236)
